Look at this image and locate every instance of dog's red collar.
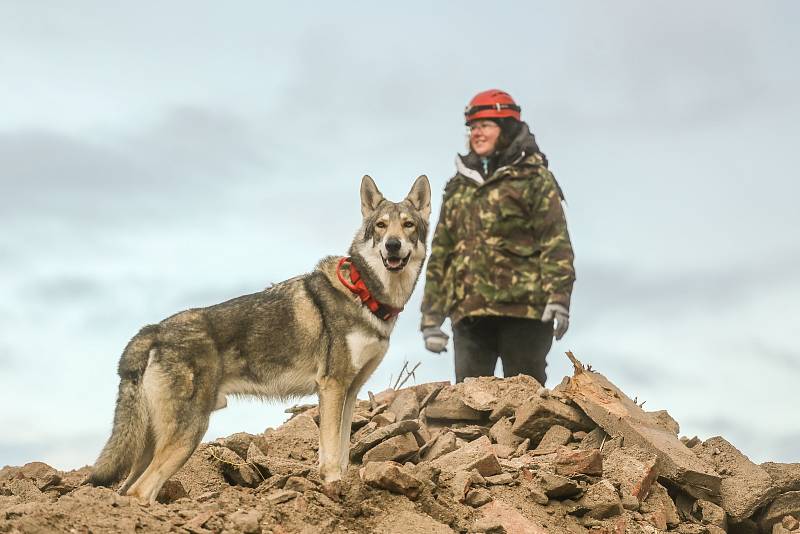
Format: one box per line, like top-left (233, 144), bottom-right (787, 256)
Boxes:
top-left (337, 257), bottom-right (403, 321)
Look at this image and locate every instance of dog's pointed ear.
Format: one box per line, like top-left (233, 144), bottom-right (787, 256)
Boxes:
top-left (360, 175), bottom-right (385, 218)
top-left (405, 175), bottom-right (431, 220)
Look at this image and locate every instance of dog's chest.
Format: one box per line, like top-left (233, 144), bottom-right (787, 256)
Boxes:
top-left (345, 330), bottom-right (389, 371)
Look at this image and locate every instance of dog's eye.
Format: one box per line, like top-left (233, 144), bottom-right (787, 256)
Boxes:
top-left (403, 221), bottom-right (415, 228)
top-left (376, 221), bottom-right (387, 229)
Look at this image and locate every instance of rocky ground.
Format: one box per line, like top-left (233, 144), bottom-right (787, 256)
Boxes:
top-left (2, 353), bottom-right (799, 534)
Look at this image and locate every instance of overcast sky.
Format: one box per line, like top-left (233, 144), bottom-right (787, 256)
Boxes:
top-left (1, 2), bottom-right (798, 470)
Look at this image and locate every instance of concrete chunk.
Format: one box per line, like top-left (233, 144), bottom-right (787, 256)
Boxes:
top-left (490, 417), bottom-right (525, 449)
top-left (420, 430), bottom-right (458, 462)
top-left (693, 436), bottom-right (779, 520)
top-left (478, 499), bottom-right (549, 534)
top-left (360, 461), bottom-right (422, 499)
top-left (362, 432), bottom-right (419, 464)
top-left (512, 396), bottom-right (593, 445)
top-left (424, 393), bottom-right (485, 421)
top-left (573, 480), bottom-right (623, 519)
top-left (387, 388), bottom-right (420, 421)
top-left (349, 419), bottom-right (419, 462)
top-left (759, 491), bottom-right (800, 533)
top-left (762, 462), bottom-right (800, 493)
top-left (535, 425), bottom-right (572, 452)
top-left (562, 353), bottom-right (721, 500)
top-left (432, 436), bottom-right (502, 477)
top-left (535, 472), bottom-right (582, 499)
top-left (603, 446), bottom-right (658, 502)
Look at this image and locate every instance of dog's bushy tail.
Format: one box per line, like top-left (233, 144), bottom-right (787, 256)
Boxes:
top-left (87, 325), bottom-right (158, 487)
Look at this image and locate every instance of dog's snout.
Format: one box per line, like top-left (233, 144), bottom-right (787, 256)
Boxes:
top-left (385, 238), bottom-right (402, 255)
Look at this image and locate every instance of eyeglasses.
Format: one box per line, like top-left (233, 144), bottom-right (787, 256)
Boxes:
top-left (468, 121), bottom-right (500, 133)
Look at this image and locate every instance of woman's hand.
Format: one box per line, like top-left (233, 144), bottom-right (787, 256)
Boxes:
top-left (423, 326), bottom-right (449, 353)
top-left (541, 303), bottom-right (570, 340)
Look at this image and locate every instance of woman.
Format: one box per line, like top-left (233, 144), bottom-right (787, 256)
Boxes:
top-left (420, 89), bottom-right (575, 385)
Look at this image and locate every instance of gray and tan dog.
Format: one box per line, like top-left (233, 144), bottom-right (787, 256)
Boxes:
top-left (88, 175), bottom-right (431, 503)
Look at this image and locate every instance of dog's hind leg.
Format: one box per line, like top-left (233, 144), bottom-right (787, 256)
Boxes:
top-left (125, 358), bottom-right (215, 504)
top-left (317, 376), bottom-right (347, 483)
top-left (119, 429), bottom-right (154, 495)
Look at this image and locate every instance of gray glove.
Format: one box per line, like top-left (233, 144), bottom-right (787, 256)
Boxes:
top-left (423, 326), bottom-right (449, 353)
top-left (541, 303), bottom-right (570, 340)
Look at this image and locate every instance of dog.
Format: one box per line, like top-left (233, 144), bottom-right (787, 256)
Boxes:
top-left (87, 175), bottom-right (431, 503)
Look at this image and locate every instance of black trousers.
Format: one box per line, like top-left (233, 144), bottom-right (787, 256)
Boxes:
top-left (452, 316), bottom-right (553, 385)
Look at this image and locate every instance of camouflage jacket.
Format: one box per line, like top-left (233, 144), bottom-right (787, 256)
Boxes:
top-left (420, 124), bottom-right (575, 328)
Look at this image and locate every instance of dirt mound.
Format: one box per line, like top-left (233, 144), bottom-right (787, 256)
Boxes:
top-left (2, 354), bottom-right (799, 533)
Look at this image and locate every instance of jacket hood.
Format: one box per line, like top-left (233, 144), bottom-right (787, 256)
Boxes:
top-left (457, 121), bottom-right (548, 179)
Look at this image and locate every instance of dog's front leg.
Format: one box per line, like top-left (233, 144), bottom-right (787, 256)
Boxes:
top-left (317, 376), bottom-right (347, 483)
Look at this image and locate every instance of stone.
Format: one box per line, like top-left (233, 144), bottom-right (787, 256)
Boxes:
top-left (257, 414), bottom-right (319, 461)
top-left (387, 388), bottom-right (420, 421)
top-left (360, 461), bottom-right (422, 499)
top-left (621, 493), bottom-right (640, 511)
top-left (562, 354), bottom-right (721, 500)
top-left (573, 480), bottom-right (623, 519)
top-left (554, 447), bottom-right (603, 477)
top-left (772, 524), bottom-right (792, 534)
top-left (513, 438), bottom-right (531, 457)
top-left (529, 486), bottom-right (549, 505)
top-left (283, 476), bottom-right (317, 493)
top-left (453, 425), bottom-right (489, 441)
top-left (692, 436), bottom-right (779, 520)
top-left (431, 436), bottom-right (502, 478)
top-left (210, 446), bottom-right (262, 487)
top-left (782, 515), bottom-right (800, 530)
top-left (603, 446), bottom-right (658, 502)
top-left (493, 444), bottom-right (516, 459)
top-left (424, 392), bottom-right (485, 421)
top-left (682, 436), bottom-right (702, 448)
top-left (461, 374), bottom-right (543, 413)
top-left (759, 491), bottom-right (800, 533)
top-left (362, 432), bottom-right (419, 464)
top-left (228, 509), bottom-right (263, 534)
top-left (478, 499), bottom-right (549, 534)
top-left (452, 470), bottom-right (486, 501)
top-left (420, 430), bottom-right (458, 462)
top-left (485, 473), bottom-right (516, 485)
top-left (473, 518), bottom-right (507, 534)
top-left (7, 478), bottom-right (47, 502)
top-left (644, 482), bottom-right (680, 528)
top-left (580, 427), bottom-right (608, 450)
top-left (535, 472), bottom-right (582, 499)
top-left (2, 462), bottom-right (61, 491)
top-left (371, 412), bottom-right (397, 427)
top-left (535, 425), bottom-right (573, 452)
top-left (266, 489), bottom-right (299, 504)
top-left (156, 479), bottom-right (189, 503)
top-left (490, 417), bottom-right (525, 449)
top-left (762, 462), bottom-right (800, 493)
top-left (465, 488), bottom-right (493, 507)
top-left (512, 396), bottom-right (594, 445)
top-left (646, 410), bottom-right (680, 435)
top-left (694, 499), bottom-right (727, 530)
top-left (216, 432), bottom-right (258, 459)
top-left (349, 419), bottom-right (420, 461)
top-left (489, 401), bottom-right (515, 423)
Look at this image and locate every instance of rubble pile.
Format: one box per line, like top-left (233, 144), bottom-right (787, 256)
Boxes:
top-left (2, 353), bottom-right (799, 534)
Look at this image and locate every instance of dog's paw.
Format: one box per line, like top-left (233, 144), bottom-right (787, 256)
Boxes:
top-left (320, 479), bottom-right (344, 502)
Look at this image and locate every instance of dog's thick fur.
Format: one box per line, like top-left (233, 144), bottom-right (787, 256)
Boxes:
top-left (88, 175), bottom-right (431, 503)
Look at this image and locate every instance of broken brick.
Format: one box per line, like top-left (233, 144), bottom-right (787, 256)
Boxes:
top-left (360, 461), bottom-right (422, 499)
top-left (554, 447), bottom-right (603, 477)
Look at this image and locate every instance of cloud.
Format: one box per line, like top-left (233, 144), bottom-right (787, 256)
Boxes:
top-left (0, 107), bottom-right (269, 226)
